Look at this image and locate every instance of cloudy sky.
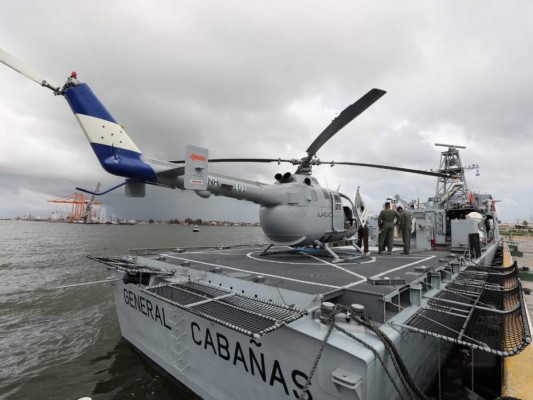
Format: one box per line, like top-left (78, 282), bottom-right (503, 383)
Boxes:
top-left (0, 1), bottom-right (532, 223)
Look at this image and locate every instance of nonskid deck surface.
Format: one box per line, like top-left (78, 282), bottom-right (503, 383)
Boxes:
top-left (92, 243), bottom-right (532, 356)
top-left (134, 245), bottom-right (455, 297)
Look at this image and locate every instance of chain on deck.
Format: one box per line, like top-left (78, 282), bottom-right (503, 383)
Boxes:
top-left (400, 260), bottom-right (532, 356)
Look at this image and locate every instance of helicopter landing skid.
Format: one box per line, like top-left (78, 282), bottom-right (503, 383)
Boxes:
top-left (310, 239), bottom-right (370, 263)
top-left (260, 244), bottom-right (275, 255)
top-left (259, 242), bottom-right (365, 263)
top-left (259, 244), bottom-right (310, 257)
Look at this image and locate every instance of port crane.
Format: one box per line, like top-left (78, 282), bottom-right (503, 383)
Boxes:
top-left (48, 191), bottom-right (102, 223)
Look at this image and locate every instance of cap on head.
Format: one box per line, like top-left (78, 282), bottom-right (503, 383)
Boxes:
top-left (397, 206), bottom-right (403, 211)
top-left (385, 202), bottom-right (390, 207)
top-left (71, 71), bottom-right (77, 78)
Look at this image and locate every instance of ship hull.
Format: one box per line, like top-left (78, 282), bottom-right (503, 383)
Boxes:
top-left (112, 278), bottom-right (451, 400)
top-left (98, 241), bottom-right (509, 400)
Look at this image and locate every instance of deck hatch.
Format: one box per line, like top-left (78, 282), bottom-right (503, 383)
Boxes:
top-left (399, 263), bottom-right (531, 356)
top-left (143, 281), bottom-right (307, 337)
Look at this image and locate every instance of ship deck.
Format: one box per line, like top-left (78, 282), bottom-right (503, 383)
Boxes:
top-left (131, 244), bottom-right (456, 298)
top-left (89, 240), bottom-right (533, 400)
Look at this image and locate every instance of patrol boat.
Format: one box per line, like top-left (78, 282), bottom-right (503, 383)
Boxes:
top-left (1, 49), bottom-right (530, 399)
top-left (89, 146), bottom-right (531, 400)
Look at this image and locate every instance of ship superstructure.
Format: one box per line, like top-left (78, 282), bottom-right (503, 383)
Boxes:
top-left (378, 144), bottom-right (499, 253)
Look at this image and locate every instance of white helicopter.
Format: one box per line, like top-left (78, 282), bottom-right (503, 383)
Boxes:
top-left (0, 49), bottom-right (452, 255)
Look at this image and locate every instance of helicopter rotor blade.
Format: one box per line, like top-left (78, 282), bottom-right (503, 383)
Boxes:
top-left (330, 161), bottom-right (456, 178)
top-left (0, 48), bottom-right (60, 92)
top-left (169, 158), bottom-right (296, 165)
top-left (305, 88), bottom-right (386, 158)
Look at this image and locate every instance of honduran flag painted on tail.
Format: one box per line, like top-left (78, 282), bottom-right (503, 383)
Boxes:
top-left (63, 83), bottom-right (156, 182)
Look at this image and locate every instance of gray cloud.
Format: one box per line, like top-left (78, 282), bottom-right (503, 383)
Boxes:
top-left (1, 0), bottom-right (532, 223)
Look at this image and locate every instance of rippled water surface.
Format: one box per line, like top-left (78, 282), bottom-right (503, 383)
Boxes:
top-left (0, 221), bottom-right (266, 400)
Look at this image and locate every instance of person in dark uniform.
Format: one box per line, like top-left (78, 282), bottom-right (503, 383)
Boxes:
top-left (357, 221), bottom-right (369, 256)
top-left (397, 206), bottom-right (412, 254)
top-left (378, 202), bottom-right (400, 255)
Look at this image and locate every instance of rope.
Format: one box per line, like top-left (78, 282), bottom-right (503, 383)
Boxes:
top-left (397, 304), bottom-right (488, 348)
top-left (297, 303), bottom-right (434, 400)
top-left (296, 305), bottom-right (335, 400)
top-left (333, 321), bottom-right (407, 399)
top-left (350, 309), bottom-right (432, 400)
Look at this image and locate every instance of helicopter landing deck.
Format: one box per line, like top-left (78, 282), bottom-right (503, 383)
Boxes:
top-left (116, 244), bottom-right (459, 308)
top-left (162, 246), bottom-right (441, 285)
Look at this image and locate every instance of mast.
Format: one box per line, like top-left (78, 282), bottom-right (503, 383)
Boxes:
top-left (434, 143), bottom-right (477, 209)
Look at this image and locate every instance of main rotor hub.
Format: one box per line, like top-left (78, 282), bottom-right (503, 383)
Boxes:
top-left (295, 156), bottom-right (321, 175)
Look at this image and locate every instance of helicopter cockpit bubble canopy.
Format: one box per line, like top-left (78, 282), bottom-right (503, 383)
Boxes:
top-left (184, 145), bottom-right (208, 191)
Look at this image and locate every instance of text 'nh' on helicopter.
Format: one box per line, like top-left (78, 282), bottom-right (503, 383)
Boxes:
top-left (0, 48), bottom-right (453, 254)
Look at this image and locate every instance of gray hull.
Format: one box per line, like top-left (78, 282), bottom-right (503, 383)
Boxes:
top-left (91, 237), bottom-right (529, 400)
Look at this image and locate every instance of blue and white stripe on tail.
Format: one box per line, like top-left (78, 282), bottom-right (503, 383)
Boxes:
top-left (62, 77), bottom-right (157, 182)
top-left (1, 48), bottom-right (189, 196)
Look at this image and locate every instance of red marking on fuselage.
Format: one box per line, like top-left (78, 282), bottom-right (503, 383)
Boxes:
top-left (190, 153), bottom-right (206, 161)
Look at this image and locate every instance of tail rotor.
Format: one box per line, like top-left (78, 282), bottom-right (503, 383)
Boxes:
top-left (0, 48), bottom-right (60, 92)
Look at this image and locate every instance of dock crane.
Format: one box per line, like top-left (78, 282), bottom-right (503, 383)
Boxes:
top-left (48, 187), bottom-right (102, 223)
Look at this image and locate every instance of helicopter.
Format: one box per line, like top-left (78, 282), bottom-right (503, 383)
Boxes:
top-left (0, 49), bottom-right (453, 255)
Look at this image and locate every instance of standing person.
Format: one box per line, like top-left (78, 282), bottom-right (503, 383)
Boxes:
top-left (357, 221), bottom-right (369, 256)
top-left (378, 202), bottom-right (400, 255)
top-left (397, 206), bottom-right (412, 254)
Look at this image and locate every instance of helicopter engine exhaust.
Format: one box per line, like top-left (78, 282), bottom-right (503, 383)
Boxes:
top-left (282, 172), bottom-right (293, 183)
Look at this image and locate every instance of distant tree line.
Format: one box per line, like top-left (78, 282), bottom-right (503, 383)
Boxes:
top-left (164, 218), bottom-right (203, 225)
top-left (142, 218), bottom-right (258, 226)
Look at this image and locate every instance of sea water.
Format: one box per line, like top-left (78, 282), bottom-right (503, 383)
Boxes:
top-left (0, 221), bottom-right (266, 400)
